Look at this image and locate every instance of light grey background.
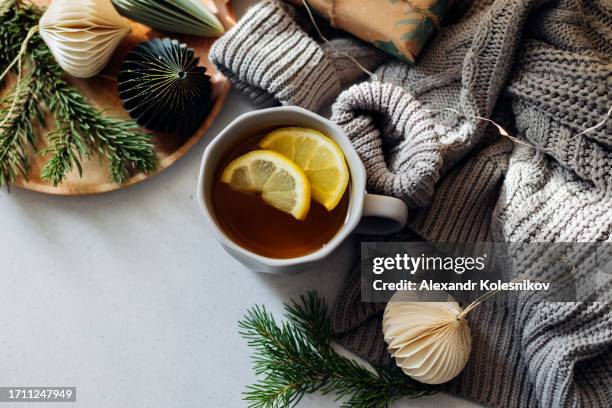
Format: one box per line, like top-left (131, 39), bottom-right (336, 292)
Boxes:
top-left (0, 1), bottom-right (480, 407)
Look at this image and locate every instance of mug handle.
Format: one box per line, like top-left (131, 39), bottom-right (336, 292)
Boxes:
top-left (356, 193), bottom-right (408, 235)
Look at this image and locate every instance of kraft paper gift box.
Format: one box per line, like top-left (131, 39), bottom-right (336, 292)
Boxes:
top-left (288, 0), bottom-right (451, 63)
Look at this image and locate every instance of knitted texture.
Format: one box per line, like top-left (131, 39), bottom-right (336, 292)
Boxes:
top-left (211, 0), bottom-right (612, 407)
top-left (209, 0), bottom-right (386, 111)
top-left (331, 82), bottom-right (441, 208)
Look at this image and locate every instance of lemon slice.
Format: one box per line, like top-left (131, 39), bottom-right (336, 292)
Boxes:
top-left (258, 127), bottom-right (349, 211)
top-left (221, 150), bottom-right (311, 220)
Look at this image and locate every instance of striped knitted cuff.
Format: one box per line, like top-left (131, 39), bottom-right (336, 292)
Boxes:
top-left (331, 82), bottom-right (441, 208)
top-left (210, 0), bottom-right (341, 111)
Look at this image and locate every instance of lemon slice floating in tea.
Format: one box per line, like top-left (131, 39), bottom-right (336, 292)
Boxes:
top-left (259, 127), bottom-right (350, 211)
top-left (221, 150), bottom-right (311, 220)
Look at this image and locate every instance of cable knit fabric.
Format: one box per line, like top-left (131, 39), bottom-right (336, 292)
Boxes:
top-left (211, 0), bottom-right (612, 407)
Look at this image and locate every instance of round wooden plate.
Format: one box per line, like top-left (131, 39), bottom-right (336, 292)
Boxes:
top-left (12, 0), bottom-right (235, 195)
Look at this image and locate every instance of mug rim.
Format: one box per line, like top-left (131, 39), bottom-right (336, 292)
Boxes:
top-left (197, 106), bottom-right (366, 268)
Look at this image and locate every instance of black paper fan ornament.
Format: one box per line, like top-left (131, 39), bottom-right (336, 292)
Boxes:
top-left (118, 38), bottom-right (212, 134)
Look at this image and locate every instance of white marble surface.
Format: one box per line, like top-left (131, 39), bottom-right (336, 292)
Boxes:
top-left (0, 1), bottom-right (481, 407)
top-left (0, 88), bottom-right (480, 408)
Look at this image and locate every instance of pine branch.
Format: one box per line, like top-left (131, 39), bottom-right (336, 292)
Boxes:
top-left (239, 292), bottom-right (435, 408)
top-left (40, 73), bottom-right (157, 185)
top-left (0, 1), bottom-right (157, 187)
top-left (0, 1), bottom-right (41, 186)
top-left (0, 72), bottom-right (43, 186)
top-left (0, 1), bottom-right (39, 69)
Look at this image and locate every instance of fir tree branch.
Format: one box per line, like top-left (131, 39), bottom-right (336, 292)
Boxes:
top-left (0, 1), bottom-right (40, 185)
top-left (0, 1), bottom-right (157, 187)
top-left (239, 292), bottom-right (435, 408)
top-left (0, 72), bottom-right (43, 186)
top-left (0, 1), bottom-right (38, 68)
top-left (39, 72), bottom-right (157, 185)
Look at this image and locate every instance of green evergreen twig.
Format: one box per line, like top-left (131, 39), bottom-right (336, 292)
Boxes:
top-left (239, 292), bottom-right (435, 408)
top-left (0, 73), bottom-right (42, 186)
top-left (39, 65), bottom-right (157, 185)
top-left (0, 0), bottom-right (157, 187)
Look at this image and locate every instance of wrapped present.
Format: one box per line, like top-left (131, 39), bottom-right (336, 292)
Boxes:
top-left (288, 0), bottom-right (451, 63)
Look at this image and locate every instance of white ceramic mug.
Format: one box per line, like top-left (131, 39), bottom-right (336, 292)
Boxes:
top-left (197, 106), bottom-right (408, 273)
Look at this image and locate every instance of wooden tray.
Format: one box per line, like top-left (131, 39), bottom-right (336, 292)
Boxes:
top-left (12, 0), bottom-right (235, 195)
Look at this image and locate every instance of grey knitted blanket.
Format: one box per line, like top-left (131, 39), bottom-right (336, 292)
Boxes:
top-left (210, 0), bottom-right (612, 407)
